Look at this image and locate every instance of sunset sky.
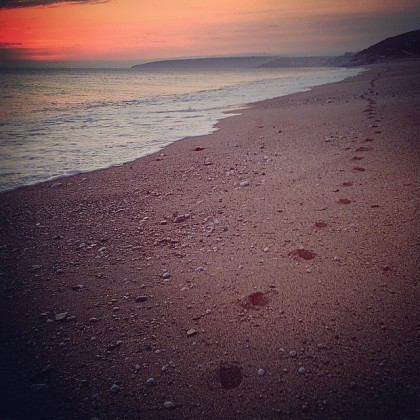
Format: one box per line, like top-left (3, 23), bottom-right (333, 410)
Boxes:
top-left (1, 0), bottom-right (419, 67)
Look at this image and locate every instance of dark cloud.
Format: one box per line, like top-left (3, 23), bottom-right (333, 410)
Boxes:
top-left (0, 45), bottom-right (62, 64)
top-left (0, 46), bottom-right (31, 61)
top-left (0, 0), bottom-right (109, 9)
top-left (0, 42), bottom-right (23, 47)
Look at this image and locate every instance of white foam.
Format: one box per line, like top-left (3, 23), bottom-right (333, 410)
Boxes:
top-left (0, 67), bottom-right (363, 192)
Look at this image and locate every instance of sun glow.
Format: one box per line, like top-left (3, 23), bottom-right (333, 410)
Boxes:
top-left (1, 0), bottom-right (419, 65)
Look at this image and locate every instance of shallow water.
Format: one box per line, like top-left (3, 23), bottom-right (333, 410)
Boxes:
top-left (0, 66), bottom-right (362, 192)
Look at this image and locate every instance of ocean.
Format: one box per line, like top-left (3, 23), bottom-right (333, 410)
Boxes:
top-left (0, 66), bottom-right (362, 192)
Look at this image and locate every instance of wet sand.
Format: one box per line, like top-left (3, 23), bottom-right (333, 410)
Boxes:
top-left (0, 61), bottom-right (419, 419)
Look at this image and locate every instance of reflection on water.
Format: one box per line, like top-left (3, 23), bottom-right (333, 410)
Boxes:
top-left (0, 67), bottom-right (363, 192)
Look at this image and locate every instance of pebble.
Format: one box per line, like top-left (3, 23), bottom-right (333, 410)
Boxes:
top-left (289, 350), bottom-right (298, 358)
top-left (263, 247), bottom-right (269, 252)
top-left (162, 272), bottom-right (171, 279)
top-left (163, 401), bottom-right (175, 410)
top-left (195, 266), bottom-right (205, 272)
top-left (110, 384), bottom-right (120, 394)
top-left (257, 368), bottom-right (265, 377)
top-left (135, 296), bottom-right (148, 303)
top-left (174, 214), bottom-right (190, 223)
top-left (71, 284), bottom-right (87, 292)
top-left (187, 328), bottom-right (197, 337)
top-left (239, 181), bottom-right (250, 187)
top-left (146, 377), bottom-right (155, 386)
top-left (298, 367), bottom-right (306, 375)
top-left (30, 383), bottom-right (47, 393)
top-left (55, 312), bottom-right (68, 321)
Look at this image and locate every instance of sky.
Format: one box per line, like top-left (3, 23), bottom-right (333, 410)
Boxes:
top-left (1, 0), bottom-right (419, 67)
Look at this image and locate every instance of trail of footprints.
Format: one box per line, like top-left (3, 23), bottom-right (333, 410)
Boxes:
top-left (292, 72), bottom-right (387, 261)
top-left (233, 72), bottom-right (388, 348)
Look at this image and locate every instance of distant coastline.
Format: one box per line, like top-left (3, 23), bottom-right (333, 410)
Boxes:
top-left (133, 29), bottom-right (420, 70)
top-left (131, 55), bottom-right (350, 70)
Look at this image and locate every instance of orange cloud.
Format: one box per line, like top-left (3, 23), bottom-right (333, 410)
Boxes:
top-left (0, 0), bottom-right (419, 64)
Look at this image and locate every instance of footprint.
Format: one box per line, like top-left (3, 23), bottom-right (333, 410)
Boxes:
top-left (339, 198), bottom-right (352, 204)
top-left (315, 221), bottom-right (328, 228)
top-left (289, 249), bottom-right (317, 261)
top-left (240, 291), bottom-right (270, 310)
top-left (353, 167), bottom-right (366, 172)
top-left (342, 182), bottom-right (353, 187)
top-left (352, 156), bottom-right (363, 161)
top-left (219, 362), bottom-right (243, 389)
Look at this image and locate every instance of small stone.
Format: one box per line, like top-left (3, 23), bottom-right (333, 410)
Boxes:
top-left (195, 266), bottom-right (205, 272)
top-left (160, 220), bottom-right (168, 225)
top-left (146, 377), bottom-right (155, 386)
top-left (174, 214), bottom-right (190, 223)
top-left (30, 383), bottom-right (47, 393)
top-left (263, 247), bottom-right (269, 252)
top-left (71, 284), bottom-right (87, 292)
top-left (112, 307), bottom-right (120, 312)
top-left (298, 367), bottom-right (306, 375)
top-left (163, 272), bottom-right (171, 279)
top-left (163, 401), bottom-right (175, 410)
top-left (187, 328), bottom-right (197, 337)
top-left (289, 350), bottom-right (297, 358)
top-left (257, 368), bottom-right (265, 377)
top-left (110, 384), bottom-right (120, 394)
top-left (135, 296), bottom-right (148, 303)
top-left (55, 312), bottom-right (68, 321)
top-left (239, 181), bottom-right (249, 187)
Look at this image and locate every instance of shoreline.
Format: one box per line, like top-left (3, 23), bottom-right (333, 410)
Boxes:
top-left (0, 66), bottom-right (363, 195)
top-left (0, 61), bottom-right (419, 419)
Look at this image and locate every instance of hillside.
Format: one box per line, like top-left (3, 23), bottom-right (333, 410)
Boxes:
top-left (132, 56), bottom-right (276, 70)
top-left (350, 29), bottom-right (420, 65)
top-left (132, 30), bottom-right (420, 70)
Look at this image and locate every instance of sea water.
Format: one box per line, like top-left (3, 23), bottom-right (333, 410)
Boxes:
top-left (0, 66), bottom-right (362, 192)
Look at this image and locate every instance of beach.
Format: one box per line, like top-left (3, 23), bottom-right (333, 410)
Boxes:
top-left (0, 61), bottom-right (419, 419)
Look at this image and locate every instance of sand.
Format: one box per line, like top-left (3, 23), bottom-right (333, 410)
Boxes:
top-left (0, 61), bottom-right (419, 419)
